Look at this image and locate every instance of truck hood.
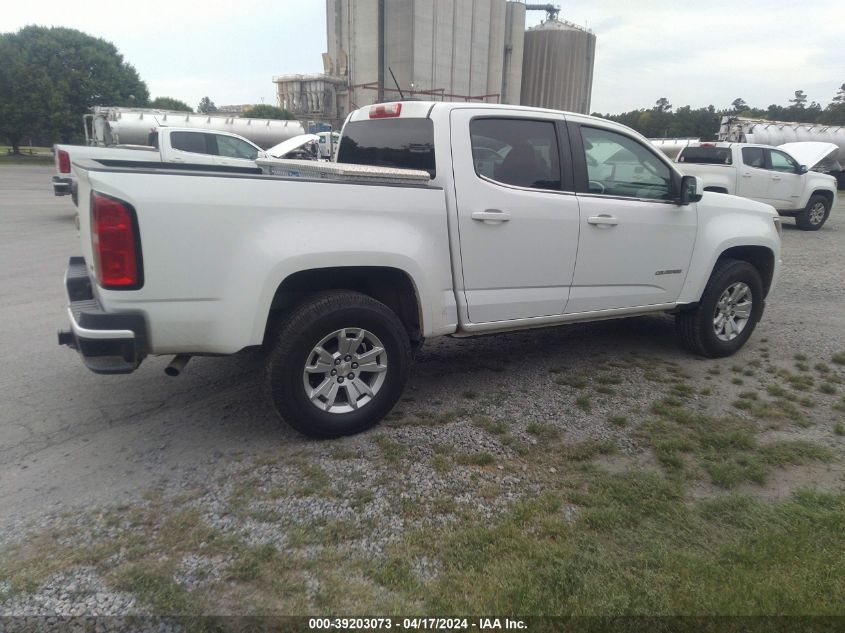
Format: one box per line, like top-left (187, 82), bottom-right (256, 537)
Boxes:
top-left (266, 134), bottom-right (320, 158)
top-left (778, 142), bottom-right (841, 172)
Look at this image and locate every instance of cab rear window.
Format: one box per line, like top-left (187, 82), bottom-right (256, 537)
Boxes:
top-left (678, 147), bottom-right (732, 165)
top-left (337, 119), bottom-right (436, 177)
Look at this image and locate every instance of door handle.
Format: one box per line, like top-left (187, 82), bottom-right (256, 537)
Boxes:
top-left (742, 172), bottom-right (752, 178)
top-left (587, 214), bottom-right (619, 227)
top-left (771, 175), bottom-right (781, 181)
top-left (472, 209), bottom-right (511, 223)
top-left (170, 157), bottom-right (185, 163)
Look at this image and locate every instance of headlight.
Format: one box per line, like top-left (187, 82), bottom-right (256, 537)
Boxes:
top-left (773, 216), bottom-right (783, 237)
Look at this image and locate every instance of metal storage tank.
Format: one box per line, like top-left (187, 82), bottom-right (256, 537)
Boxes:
top-left (324, 0), bottom-right (527, 117)
top-left (521, 18), bottom-right (596, 114)
top-left (502, 1), bottom-right (525, 105)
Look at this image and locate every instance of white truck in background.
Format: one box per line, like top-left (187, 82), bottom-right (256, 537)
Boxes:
top-left (676, 142), bottom-right (838, 230)
top-left (59, 101), bottom-right (782, 438)
top-left (719, 116), bottom-right (845, 189)
top-left (53, 128), bottom-right (266, 198)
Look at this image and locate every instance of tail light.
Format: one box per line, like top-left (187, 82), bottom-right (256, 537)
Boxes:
top-left (369, 103), bottom-right (402, 119)
top-left (91, 192), bottom-right (143, 289)
top-left (57, 149), bottom-right (71, 173)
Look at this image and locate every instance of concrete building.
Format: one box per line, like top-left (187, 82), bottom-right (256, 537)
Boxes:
top-left (280, 1), bottom-right (596, 126)
top-left (521, 17), bottom-right (596, 114)
top-left (273, 74), bottom-right (347, 123)
top-left (323, 0), bottom-right (526, 122)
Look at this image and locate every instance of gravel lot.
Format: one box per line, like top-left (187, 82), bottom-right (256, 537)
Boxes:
top-left (1, 165), bottom-right (844, 616)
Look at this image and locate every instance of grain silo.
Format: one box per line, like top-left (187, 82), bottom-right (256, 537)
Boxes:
top-left (520, 17), bottom-right (596, 114)
top-left (322, 0), bottom-right (528, 122)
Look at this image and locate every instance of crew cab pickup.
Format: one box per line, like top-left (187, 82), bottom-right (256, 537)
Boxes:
top-left (59, 102), bottom-right (782, 438)
top-left (676, 142), bottom-right (838, 230)
top-left (52, 127), bottom-right (265, 198)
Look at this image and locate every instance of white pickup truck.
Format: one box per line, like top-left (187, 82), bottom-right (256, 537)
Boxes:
top-left (676, 142), bottom-right (838, 230)
top-left (52, 127), bottom-right (266, 198)
top-left (59, 102), bottom-right (782, 438)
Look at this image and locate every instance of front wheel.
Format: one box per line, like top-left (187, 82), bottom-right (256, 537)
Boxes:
top-left (676, 259), bottom-right (764, 358)
top-left (795, 195), bottom-right (830, 231)
top-left (266, 291), bottom-right (411, 438)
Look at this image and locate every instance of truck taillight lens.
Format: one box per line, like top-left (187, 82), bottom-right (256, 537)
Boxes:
top-left (91, 193), bottom-right (143, 289)
top-left (58, 149), bottom-right (71, 173)
top-left (369, 103), bottom-right (402, 118)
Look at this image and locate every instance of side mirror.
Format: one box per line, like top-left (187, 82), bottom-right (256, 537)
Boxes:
top-left (679, 175), bottom-right (703, 205)
top-left (798, 164), bottom-right (809, 175)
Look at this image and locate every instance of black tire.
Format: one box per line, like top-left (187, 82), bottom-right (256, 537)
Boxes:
top-left (676, 259), bottom-right (764, 358)
top-left (795, 194), bottom-right (830, 231)
top-left (266, 291), bottom-right (411, 438)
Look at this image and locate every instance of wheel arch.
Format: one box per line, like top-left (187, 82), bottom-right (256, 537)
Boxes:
top-left (811, 189), bottom-right (834, 208)
top-left (264, 266), bottom-right (423, 347)
top-left (714, 245), bottom-right (776, 297)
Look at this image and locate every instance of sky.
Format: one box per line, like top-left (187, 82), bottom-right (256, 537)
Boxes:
top-left (2, 0), bottom-right (843, 115)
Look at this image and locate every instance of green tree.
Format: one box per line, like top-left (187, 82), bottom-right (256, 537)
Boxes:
top-left (789, 90), bottom-right (807, 109)
top-left (197, 96), bottom-right (217, 114)
top-left (241, 104), bottom-right (296, 120)
top-left (653, 97), bottom-right (672, 113)
top-left (149, 97), bottom-right (193, 112)
top-left (0, 26), bottom-right (148, 149)
top-left (0, 37), bottom-right (62, 153)
top-left (731, 98), bottom-right (747, 112)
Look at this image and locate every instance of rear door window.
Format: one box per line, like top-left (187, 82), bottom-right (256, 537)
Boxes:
top-left (170, 132), bottom-right (210, 154)
top-left (741, 147), bottom-right (766, 169)
top-left (469, 118), bottom-right (562, 191)
top-left (337, 119), bottom-right (436, 176)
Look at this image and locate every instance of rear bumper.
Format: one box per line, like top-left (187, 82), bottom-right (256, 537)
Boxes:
top-left (58, 257), bottom-right (147, 374)
top-left (52, 175), bottom-right (73, 196)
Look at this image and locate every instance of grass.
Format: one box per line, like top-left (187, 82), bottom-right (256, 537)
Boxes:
top-left (819, 383), bottom-right (838, 395)
top-left (456, 452), bottom-right (495, 467)
top-left (607, 415), bottom-right (628, 428)
top-left (638, 397), bottom-right (830, 488)
top-left (473, 414), bottom-right (508, 435)
top-left (832, 352), bottom-right (845, 366)
top-left (557, 374), bottom-right (588, 389)
top-left (526, 422), bottom-right (561, 441)
top-left (374, 435), bottom-right (408, 464)
top-left (575, 395), bottom-right (592, 413)
top-left (2, 351), bottom-right (843, 618)
top-left (421, 483), bottom-right (845, 615)
top-left (0, 146), bottom-right (54, 165)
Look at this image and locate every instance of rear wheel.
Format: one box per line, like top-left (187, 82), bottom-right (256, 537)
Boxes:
top-left (266, 291), bottom-right (411, 438)
top-left (795, 195), bottom-right (830, 231)
top-left (676, 259), bottom-right (764, 358)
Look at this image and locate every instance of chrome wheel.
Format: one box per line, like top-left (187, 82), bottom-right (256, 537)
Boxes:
top-left (809, 202), bottom-right (826, 226)
top-left (713, 282), bottom-right (752, 342)
top-left (302, 328), bottom-right (388, 414)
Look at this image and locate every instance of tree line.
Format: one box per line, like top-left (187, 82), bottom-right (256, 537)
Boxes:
top-left (595, 86), bottom-right (845, 140)
top-left (0, 26), bottom-right (294, 154)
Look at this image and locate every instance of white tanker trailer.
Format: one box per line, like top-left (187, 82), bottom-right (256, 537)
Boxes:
top-left (84, 106), bottom-right (305, 150)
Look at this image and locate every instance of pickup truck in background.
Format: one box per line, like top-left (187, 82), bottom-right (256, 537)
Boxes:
top-left (676, 142), bottom-right (838, 230)
top-left (59, 102), bottom-right (782, 438)
top-left (52, 127), bottom-right (266, 198)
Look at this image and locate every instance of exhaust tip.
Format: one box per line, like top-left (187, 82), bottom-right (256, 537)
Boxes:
top-left (165, 354), bottom-right (192, 377)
